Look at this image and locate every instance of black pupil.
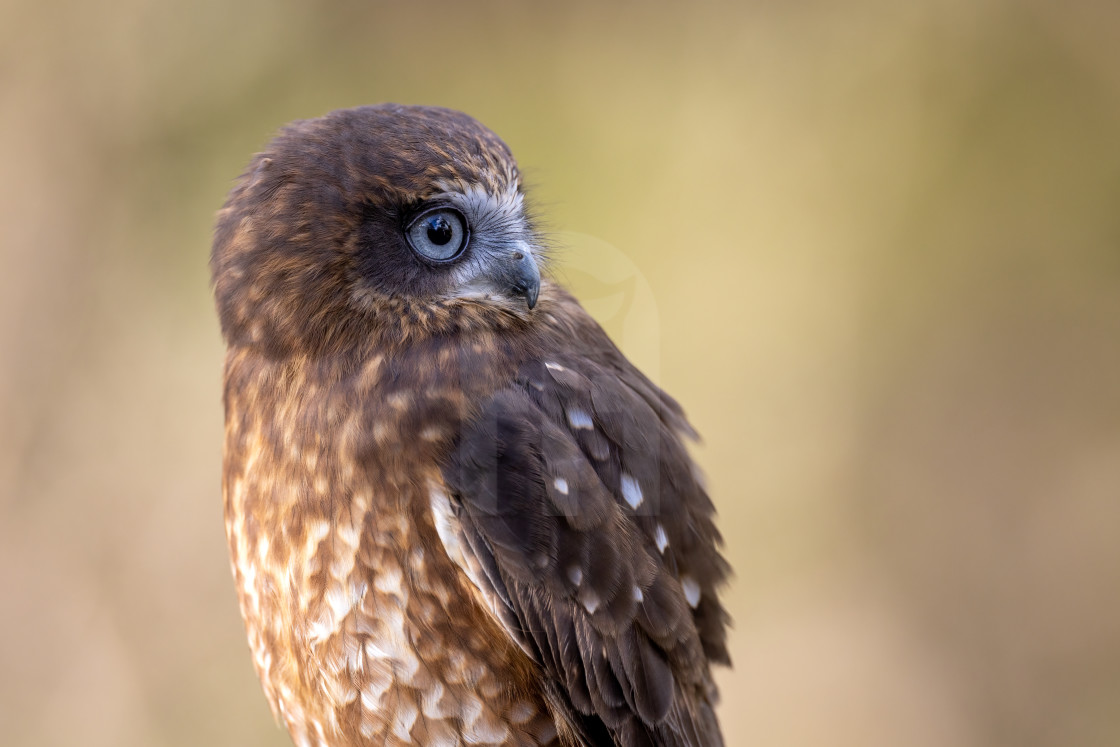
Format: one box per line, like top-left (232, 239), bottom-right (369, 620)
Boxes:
top-left (426, 215), bottom-right (453, 246)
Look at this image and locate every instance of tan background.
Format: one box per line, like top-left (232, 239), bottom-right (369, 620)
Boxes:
top-left (2, 1), bottom-right (1119, 745)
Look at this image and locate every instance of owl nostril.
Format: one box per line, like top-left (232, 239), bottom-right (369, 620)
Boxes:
top-left (511, 252), bottom-right (524, 261)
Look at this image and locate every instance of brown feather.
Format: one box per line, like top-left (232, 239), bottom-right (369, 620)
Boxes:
top-left (213, 104), bottom-right (728, 747)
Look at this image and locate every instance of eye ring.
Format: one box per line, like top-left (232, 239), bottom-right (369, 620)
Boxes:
top-left (405, 206), bottom-right (470, 263)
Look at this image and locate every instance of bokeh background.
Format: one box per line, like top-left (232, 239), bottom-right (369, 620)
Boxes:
top-left (3, 1), bottom-right (1119, 745)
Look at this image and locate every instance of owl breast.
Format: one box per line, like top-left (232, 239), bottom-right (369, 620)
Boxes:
top-left (221, 349), bottom-right (560, 746)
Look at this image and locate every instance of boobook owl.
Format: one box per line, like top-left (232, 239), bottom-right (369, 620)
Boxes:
top-left (212, 104), bottom-right (729, 747)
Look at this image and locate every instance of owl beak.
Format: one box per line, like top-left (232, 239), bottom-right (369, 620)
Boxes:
top-left (505, 248), bottom-right (540, 310)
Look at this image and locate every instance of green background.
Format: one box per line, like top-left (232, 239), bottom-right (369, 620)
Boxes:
top-left (2, 1), bottom-right (1119, 745)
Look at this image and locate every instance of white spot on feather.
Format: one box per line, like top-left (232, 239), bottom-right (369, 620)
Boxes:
top-left (464, 716), bottom-right (510, 745)
top-left (632, 586), bottom-right (644, 603)
top-left (582, 591), bottom-right (601, 614)
top-left (392, 699), bottom-right (418, 742)
top-left (553, 477), bottom-right (569, 495)
top-left (566, 407), bottom-right (593, 430)
top-left (567, 566), bottom-right (583, 586)
top-left (420, 425), bottom-right (445, 441)
top-left (654, 524), bottom-right (669, 553)
top-left (421, 682), bottom-right (448, 719)
top-left (336, 518), bottom-right (361, 552)
top-left (387, 391), bottom-right (411, 410)
top-left (360, 670), bottom-right (391, 712)
top-left (681, 575), bottom-right (701, 608)
top-left (319, 674), bottom-right (357, 705)
top-left (305, 519), bottom-right (331, 557)
top-left (620, 472), bottom-right (643, 509)
top-left (545, 361), bottom-right (564, 371)
top-left (430, 486), bottom-right (473, 583)
top-left (324, 583), bottom-right (354, 622)
top-left (460, 693), bottom-right (484, 726)
top-left (373, 564), bottom-right (404, 599)
top-left (365, 640), bottom-right (390, 660)
top-left (510, 701), bottom-right (536, 724)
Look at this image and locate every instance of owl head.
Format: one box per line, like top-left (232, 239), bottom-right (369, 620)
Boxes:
top-left (211, 104), bottom-right (542, 356)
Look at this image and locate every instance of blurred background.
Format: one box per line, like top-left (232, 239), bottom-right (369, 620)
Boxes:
top-left (2, 0), bottom-right (1119, 745)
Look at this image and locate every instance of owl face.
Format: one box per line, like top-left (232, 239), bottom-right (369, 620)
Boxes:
top-left (211, 104), bottom-right (542, 355)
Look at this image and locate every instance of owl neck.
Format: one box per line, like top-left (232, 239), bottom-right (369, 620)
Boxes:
top-left (226, 291), bottom-right (546, 363)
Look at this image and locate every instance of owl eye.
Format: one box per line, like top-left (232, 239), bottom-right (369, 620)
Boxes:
top-left (406, 207), bottom-right (469, 262)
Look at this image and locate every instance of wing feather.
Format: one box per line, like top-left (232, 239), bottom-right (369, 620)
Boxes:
top-left (440, 352), bottom-right (728, 746)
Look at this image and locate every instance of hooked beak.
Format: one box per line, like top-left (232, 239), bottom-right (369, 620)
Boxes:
top-left (502, 248), bottom-right (540, 310)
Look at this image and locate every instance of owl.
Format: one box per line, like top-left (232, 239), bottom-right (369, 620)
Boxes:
top-left (212, 104), bottom-right (729, 746)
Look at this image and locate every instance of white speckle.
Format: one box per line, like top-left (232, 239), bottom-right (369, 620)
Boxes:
top-left (420, 425), bottom-right (445, 441)
top-left (620, 473), bottom-right (643, 509)
top-left (344, 634), bottom-right (364, 676)
top-left (307, 519), bottom-right (331, 545)
top-left (360, 675), bottom-right (390, 712)
top-left (241, 560), bottom-right (258, 595)
top-left (480, 677), bottom-right (502, 699)
top-left (460, 693), bottom-right (484, 726)
top-left (567, 566), bottom-right (583, 586)
top-left (365, 640), bottom-right (390, 660)
top-left (336, 518), bottom-right (361, 551)
top-left (681, 575), bottom-right (701, 608)
top-left (387, 391), bottom-right (411, 410)
top-left (430, 485), bottom-right (486, 591)
top-left (319, 674), bottom-right (357, 705)
top-left (324, 583), bottom-right (354, 621)
top-left (350, 580), bottom-right (367, 605)
top-left (421, 684), bottom-right (449, 719)
top-left (464, 716), bottom-right (510, 745)
top-left (545, 361), bottom-right (564, 371)
top-left (567, 407), bottom-right (593, 429)
top-left (358, 718), bottom-right (376, 740)
top-left (582, 591), bottom-right (601, 614)
top-left (373, 564), bottom-right (404, 598)
top-left (632, 586), bottom-right (644, 603)
top-left (509, 701), bottom-right (536, 724)
top-left (392, 698), bottom-right (418, 741)
top-left (553, 477), bottom-right (569, 495)
top-left (654, 524), bottom-right (669, 553)
top-left (307, 616), bottom-right (336, 645)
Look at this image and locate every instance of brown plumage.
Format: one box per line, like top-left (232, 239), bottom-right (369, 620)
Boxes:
top-left (212, 104), bottom-right (730, 747)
